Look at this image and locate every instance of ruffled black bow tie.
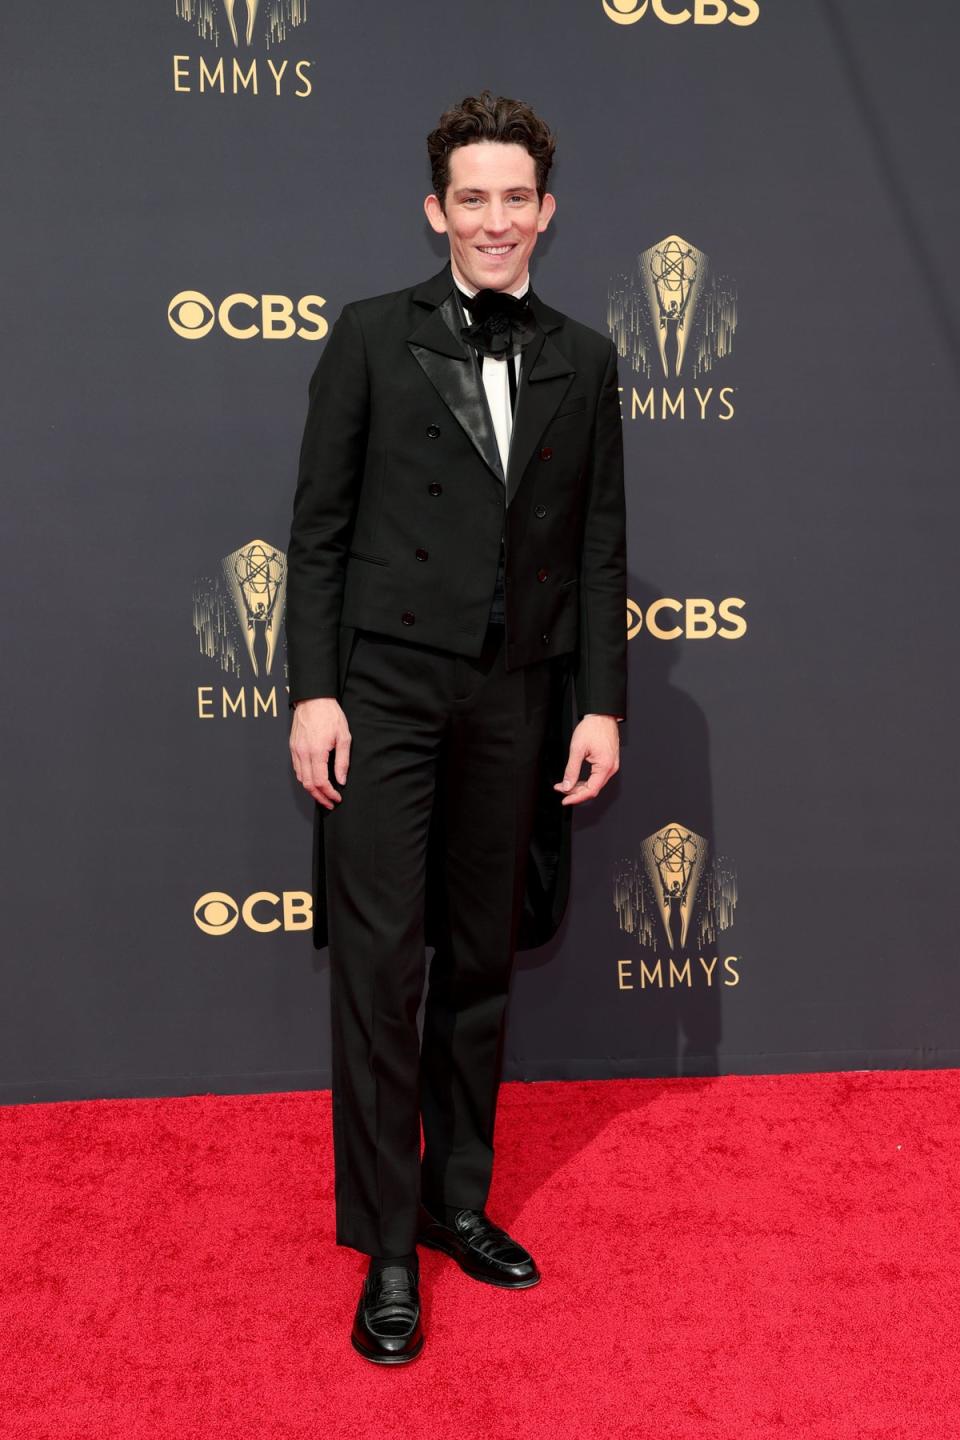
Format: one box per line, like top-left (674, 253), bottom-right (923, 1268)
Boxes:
top-left (457, 286), bottom-right (537, 359)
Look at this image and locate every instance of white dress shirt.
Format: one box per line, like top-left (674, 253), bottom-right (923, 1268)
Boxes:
top-left (453, 271), bottom-right (529, 475)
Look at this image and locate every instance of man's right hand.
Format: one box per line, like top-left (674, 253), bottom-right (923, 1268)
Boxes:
top-left (289, 697), bottom-right (351, 810)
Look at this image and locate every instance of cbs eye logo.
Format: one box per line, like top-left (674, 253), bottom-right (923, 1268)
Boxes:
top-left (194, 891), bottom-right (239, 935)
top-left (167, 291), bottom-right (328, 340)
top-left (602, 0), bottom-right (759, 24)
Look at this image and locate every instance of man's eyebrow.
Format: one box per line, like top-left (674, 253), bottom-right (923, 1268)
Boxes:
top-left (452, 184), bottom-right (537, 197)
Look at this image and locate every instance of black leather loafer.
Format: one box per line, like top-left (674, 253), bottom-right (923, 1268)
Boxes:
top-left (416, 1206), bottom-right (541, 1289)
top-left (351, 1262), bottom-right (424, 1364)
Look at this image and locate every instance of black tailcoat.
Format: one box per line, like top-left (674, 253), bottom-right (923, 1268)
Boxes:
top-left (286, 261), bottom-right (627, 951)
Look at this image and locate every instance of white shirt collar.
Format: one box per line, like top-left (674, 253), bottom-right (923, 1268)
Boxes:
top-left (452, 268), bottom-right (530, 305)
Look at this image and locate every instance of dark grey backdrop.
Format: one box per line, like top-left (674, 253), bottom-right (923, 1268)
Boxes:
top-left (3, 1), bottom-right (959, 1102)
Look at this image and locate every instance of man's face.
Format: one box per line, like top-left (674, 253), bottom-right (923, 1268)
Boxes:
top-left (424, 141), bottom-right (556, 294)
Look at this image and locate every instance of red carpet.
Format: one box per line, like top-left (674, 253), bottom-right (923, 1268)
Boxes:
top-left (2, 1069), bottom-right (958, 1439)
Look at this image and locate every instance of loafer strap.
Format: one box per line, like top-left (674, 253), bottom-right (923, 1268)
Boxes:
top-left (365, 1266), bottom-right (419, 1331)
top-left (455, 1209), bottom-right (529, 1264)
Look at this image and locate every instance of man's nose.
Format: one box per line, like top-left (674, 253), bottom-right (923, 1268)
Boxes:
top-left (483, 203), bottom-right (511, 235)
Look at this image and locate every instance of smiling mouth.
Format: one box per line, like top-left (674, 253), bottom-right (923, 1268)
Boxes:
top-left (476, 244), bottom-right (516, 256)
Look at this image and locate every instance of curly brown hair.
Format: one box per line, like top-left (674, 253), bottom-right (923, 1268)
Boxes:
top-left (427, 90), bottom-right (557, 209)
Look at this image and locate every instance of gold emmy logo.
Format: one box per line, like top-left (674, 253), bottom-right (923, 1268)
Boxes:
top-left (613, 823), bottom-right (739, 952)
top-left (643, 823), bottom-right (707, 951)
top-left (610, 234), bottom-right (737, 381)
top-left (601, 0), bottom-right (759, 24)
top-left (223, 538), bottom-right (286, 677)
top-left (609, 233), bottom-right (739, 420)
top-left (175, 0), bottom-right (308, 49)
top-left (172, 1), bottom-right (314, 97)
top-left (193, 539), bottom-right (289, 718)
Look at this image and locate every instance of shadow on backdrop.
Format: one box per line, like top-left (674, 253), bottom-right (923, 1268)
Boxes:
top-left (514, 576), bottom-right (723, 1083)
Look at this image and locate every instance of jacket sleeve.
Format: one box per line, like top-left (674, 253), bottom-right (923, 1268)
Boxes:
top-left (285, 302), bottom-right (369, 703)
top-left (573, 338), bottom-right (628, 723)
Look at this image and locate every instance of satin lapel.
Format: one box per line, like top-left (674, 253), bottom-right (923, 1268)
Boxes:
top-left (505, 331), bottom-right (576, 508)
top-left (407, 294), bottom-right (504, 483)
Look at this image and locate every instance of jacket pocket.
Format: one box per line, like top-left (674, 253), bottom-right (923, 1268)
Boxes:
top-left (348, 548), bottom-right (390, 566)
top-left (560, 575), bottom-right (579, 588)
top-left (554, 395), bottom-right (588, 418)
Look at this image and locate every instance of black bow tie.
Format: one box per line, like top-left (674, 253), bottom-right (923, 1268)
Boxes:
top-left (456, 286), bottom-right (537, 359)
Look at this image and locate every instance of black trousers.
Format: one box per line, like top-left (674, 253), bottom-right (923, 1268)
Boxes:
top-left (323, 621), bottom-right (557, 1257)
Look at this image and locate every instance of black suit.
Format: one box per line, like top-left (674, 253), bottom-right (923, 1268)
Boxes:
top-left (286, 260), bottom-right (626, 1255)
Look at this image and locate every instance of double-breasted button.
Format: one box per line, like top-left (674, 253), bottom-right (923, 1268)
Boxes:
top-left (537, 567), bottom-right (548, 582)
top-left (541, 632), bottom-right (550, 645)
top-left (428, 482), bottom-right (442, 496)
top-left (539, 446), bottom-right (553, 461)
top-left (415, 548), bottom-right (428, 561)
top-left (401, 610), bottom-right (415, 625)
top-left (426, 424), bottom-right (441, 439)
top-left (534, 503), bottom-right (547, 518)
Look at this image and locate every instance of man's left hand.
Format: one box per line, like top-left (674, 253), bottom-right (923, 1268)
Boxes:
top-left (554, 714), bottom-right (621, 806)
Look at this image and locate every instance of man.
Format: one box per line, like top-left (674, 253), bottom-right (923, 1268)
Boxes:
top-left (285, 90), bottom-right (627, 1364)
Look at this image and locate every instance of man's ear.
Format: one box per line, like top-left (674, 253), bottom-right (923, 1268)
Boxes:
top-left (424, 193), bottom-right (448, 235)
top-left (537, 192), bottom-right (557, 233)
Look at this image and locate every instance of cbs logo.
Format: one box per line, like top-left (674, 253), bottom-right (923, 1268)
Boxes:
top-left (168, 291), bottom-right (328, 340)
top-left (602, 0), bottom-right (759, 24)
top-left (627, 597), bottom-right (747, 640)
top-left (194, 890), bottom-right (312, 935)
